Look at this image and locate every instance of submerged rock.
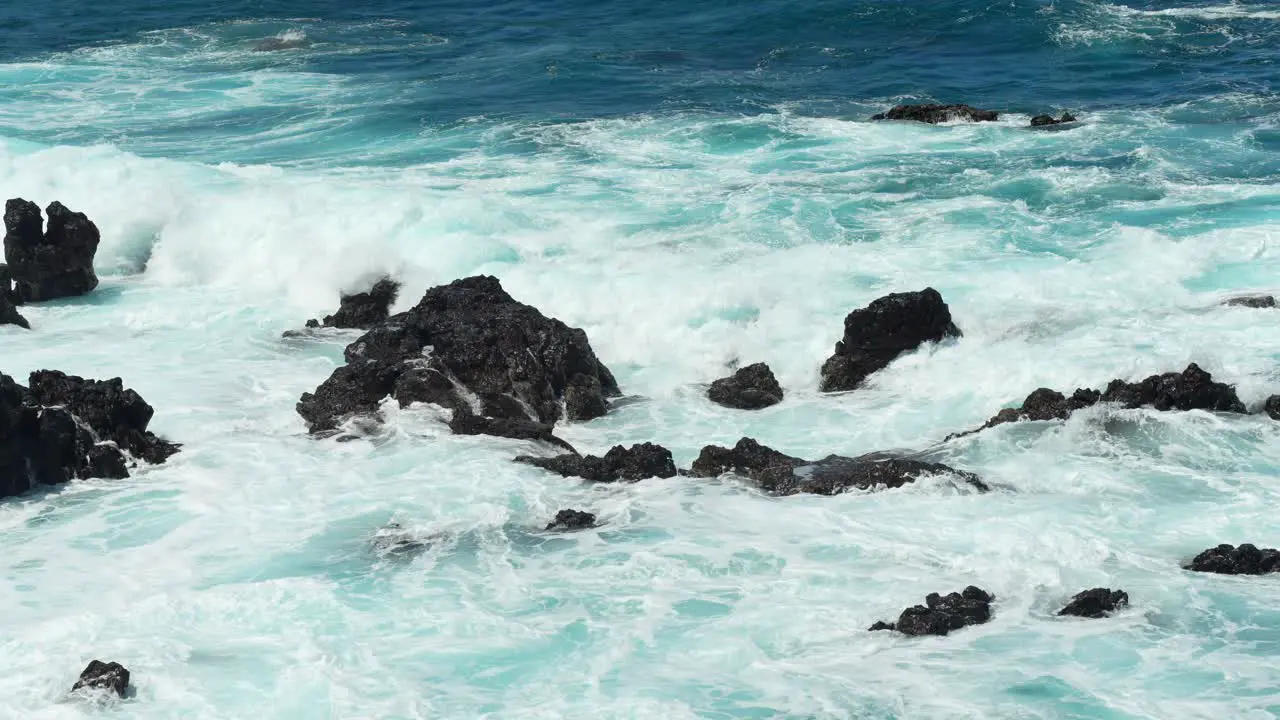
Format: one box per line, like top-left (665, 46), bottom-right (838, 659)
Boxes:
top-left (71, 660), bottom-right (130, 697)
top-left (371, 522), bottom-right (430, 559)
top-left (3, 199), bottom-right (101, 303)
top-left (1058, 588), bottom-right (1128, 618)
top-left (448, 409), bottom-right (577, 454)
top-left (708, 362), bottom-right (783, 410)
top-left (870, 586), bottom-right (994, 636)
top-left (1, 371), bottom-right (177, 501)
top-left (871, 104), bottom-right (998, 124)
top-left (820, 288), bottom-right (961, 393)
top-left (545, 509), bottom-right (597, 531)
top-left (1224, 295), bottom-right (1275, 309)
top-left (689, 437), bottom-right (987, 495)
top-left (517, 443), bottom-right (676, 483)
top-left (297, 276), bottom-right (619, 440)
top-left (305, 277), bottom-right (400, 330)
top-left (1186, 543), bottom-right (1280, 575)
top-left (1030, 112), bottom-right (1077, 127)
top-left (950, 364), bottom-right (1245, 440)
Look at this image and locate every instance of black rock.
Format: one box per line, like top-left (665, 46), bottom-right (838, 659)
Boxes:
top-left (308, 277), bottom-right (400, 330)
top-left (867, 620), bottom-right (896, 632)
top-left (950, 364), bottom-right (1244, 440)
top-left (1265, 395), bottom-right (1280, 420)
top-left (4, 199), bottom-right (101, 303)
top-left (297, 276), bottom-right (619, 441)
top-left (1, 371), bottom-right (175, 501)
top-left (820, 288), bottom-right (961, 393)
top-left (1186, 543), bottom-right (1280, 575)
top-left (688, 437), bottom-right (988, 495)
top-left (0, 263), bottom-right (26, 329)
top-left (871, 104), bottom-right (999, 124)
top-left (1031, 112), bottom-right (1077, 127)
top-left (873, 586), bottom-right (994, 637)
top-left (449, 408), bottom-right (577, 454)
top-left (1225, 295), bottom-right (1275, 308)
top-left (545, 509), bottom-right (597, 531)
top-left (564, 373), bottom-right (609, 421)
top-left (708, 362), bottom-right (783, 410)
top-left (1059, 588), bottom-right (1129, 618)
top-left (517, 443), bottom-right (676, 483)
top-left (71, 660), bottom-right (130, 697)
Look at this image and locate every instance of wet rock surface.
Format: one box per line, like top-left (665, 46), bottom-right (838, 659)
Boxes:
top-left (72, 660), bottom-right (130, 697)
top-left (517, 443), bottom-right (676, 483)
top-left (1224, 295), bottom-right (1275, 308)
top-left (1186, 543), bottom-right (1280, 575)
top-left (820, 288), bottom-right (961, 393)
top-left (871, 104), bottom-right (998, 124)
top-left (708, 362), bottom-right (783, 410)
top-left (545, 509), bottom-right (597, 531)
top-left (305, 277), bottom-right (400, 330)
top-left (870, 586), bottom-right (994, 636)
top-left (3, 199), bottom-right (101, 303)
top-left (1058, 588), bottom-right (1129, 618)
top-left (1030, 112), bottom-right (1077, 127)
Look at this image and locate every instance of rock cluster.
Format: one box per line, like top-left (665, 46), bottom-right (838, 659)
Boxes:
top-left (871, 104), bottom-right (999, 123)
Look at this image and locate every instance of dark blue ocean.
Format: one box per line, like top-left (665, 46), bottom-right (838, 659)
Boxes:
top-left (3, 0), bottom-right (1280, 717)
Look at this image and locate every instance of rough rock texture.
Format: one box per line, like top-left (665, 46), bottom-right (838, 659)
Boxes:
top-left (545, 509), bottom-right (597, 531)
top-left (950, 364), bottom-right (1245, 440)
top-left (4, 199), bottom-right (101, 302)
top-left (820, 288), bottom-right (961, 393)
top-left (1266, 395), bottom-right (1280, 421)
top-left (689, 437), bottom-right (988, 495)
top-left (1225, 295), bottom-right (1276, 308)
top-left (1059, 588), bottom-right (1129, 618)
top-left (71, 660), bottom-right (130, 697)
top-left (297, 276), bottom-right (619, 439)
top-left (869, 586), bottom-right (994, 636)
top-left (0, 263), bottom-right (27, 328)
top-left (1, 372), bottom-right (177, 501)
top-left (708, 362), bottom-right (783, 410)
top-left (306, 277), bottom-right (400, 330)
top-left (1186, 543), bottom-right (1280, 575)
top-left (448, 408), bottom-right (577, 454)
top-left (517, 443), bottom-right (676, 483)
top-left (1030, 112), bottom-right (1077, 127)
top-left (871, 104), bottom-right (999, 124)
top-left (27, 371), bottom-right (180, 465)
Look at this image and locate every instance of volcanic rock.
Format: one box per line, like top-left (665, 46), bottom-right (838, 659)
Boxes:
top-left (708, 362), bottom-right (783, 410)
top-left (820, 288), bottom-right (961, 393)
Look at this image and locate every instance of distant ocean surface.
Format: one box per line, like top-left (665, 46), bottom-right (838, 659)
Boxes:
top-left (4, 0), bottom-right (1280, 717)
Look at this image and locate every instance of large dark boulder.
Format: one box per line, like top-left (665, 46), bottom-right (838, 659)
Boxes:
top-left (949, 364), bottom-right (1245, 440)
top-left (305, 277), bottom-right (400, 330)
top-left (708, 362), bottom-right (783, 410)
top-left (1059, 588), bottom-right (1128, 618)
top-left (298, 276), bottom-right (619, 440)
top-left (871, 104), bottom-right (999, 124)
top-left (689, 437), bottom-right (988, 495)
top-left (1186, 543), bottom-right (1280, 575)
top-left (545, 509), bottom-right (597, 531)
top-left (1030, 112), bottom-right (1077, 127)
top-left (870, 586), bottom-right (994, 636)
top-left (71, 660), bottom-right (130, 697)
top-left (517, 443), bottom-right (676, 482)
top-left (1266, 395), bottom-right (1280, 421)
top-left (3, 199), bottom-right (101, 303)
top-left (820, 288), bottom-right (961, 393)
top-left (1, 371), bottom-right (177, 501)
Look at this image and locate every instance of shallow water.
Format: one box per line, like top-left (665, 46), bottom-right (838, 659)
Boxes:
top-left (3, 0), bottom-right (1280, 717)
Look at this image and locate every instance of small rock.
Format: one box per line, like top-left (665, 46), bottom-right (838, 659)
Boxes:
top-left (1186, 543), bottom-right (1280, 575)
top-left (71, 660), bottom-right (130, 697)
top-left (871, 104), bottom-right (999, 124)
top-left (872, 586), bottom-right (994, 637)
top-left (1059, 588), bottom-right (1129, 618)
top-left (517, 443), bottom-right (676, 482)
top-left (708, 362), bottom-right (783, 410)
top-left (820, 288), bottom-right (961, 393)
top-left (308, 277), bottom-right (400, 330)
top-left (545, 509), bottom-right (596, 531)
top-left (1030, 112), bottom-right (1078, 127)
top-left (1225, 295), bottom-right (1276, 308)
top-left (867, 620), bottom-right (896, 631)
top-left (1265, 395), bottom-right (1280, 420)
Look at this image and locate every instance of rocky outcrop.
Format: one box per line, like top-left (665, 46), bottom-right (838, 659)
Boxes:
top-left (689, 437), bottom-right (988, 495)
top-left (1, 371), bottom-right (177, 500)
top-left (0, 264), bottom-right (28, 329)
top-left (1059, 588), bottom-right (1128, 618)
top-left (1266, 395), bottom-right (1280, 420)
top-left (871, 104), bottom-right (998, 124)
top-left (1224, 295), bottom-right (1275, 308)
top-left (820, 288), bottom-right (960, 393)
top-left (950, 364), bottom-right (1246, 440)
top-left (3, 199), bottom-right (100, 303)
top-left (708, 362), bottom-right (783, 410)
top-left (297, 276), bottom-right (619, 440)
top-left (305, 277), bottom-right (400, 330)
top-left (545, 509), bottom-right (597, 531)
top-left (71, 660), bottom-right (130, 697)
top-left (517, 443), bottom-right (676, 483)
top-left (1186, 543), bottom-right (1280, 575)
top-left (869, 586), bottom-right (994, 636)
top-left (1030, 112), bottom-right (1077, 127)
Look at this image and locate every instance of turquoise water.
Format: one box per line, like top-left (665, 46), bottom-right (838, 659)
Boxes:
top-left (3, 0), bottom-right (1280, 717)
